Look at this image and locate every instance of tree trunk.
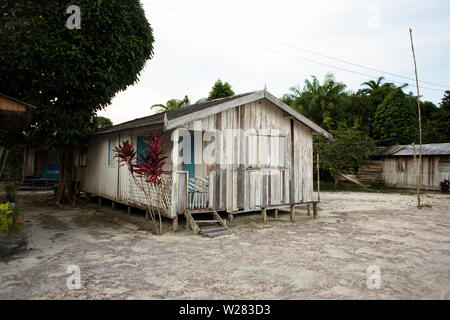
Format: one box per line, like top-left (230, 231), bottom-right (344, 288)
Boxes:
top-left (56, 150), bottom-right (74, 204)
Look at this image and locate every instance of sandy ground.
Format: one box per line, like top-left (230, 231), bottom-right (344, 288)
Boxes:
top-left (0, 190), bottom-right (449, 300)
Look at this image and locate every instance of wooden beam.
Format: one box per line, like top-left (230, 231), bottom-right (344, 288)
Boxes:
top-left (313, 203), bottom-right (318, 219)
top-left (274, 209), bottom-right (278, 219)
top-left (262, 208), bottom-right (267, 223)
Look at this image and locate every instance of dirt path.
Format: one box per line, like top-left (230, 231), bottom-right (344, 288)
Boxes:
top-left (1, 191), bottom-right (449, 299)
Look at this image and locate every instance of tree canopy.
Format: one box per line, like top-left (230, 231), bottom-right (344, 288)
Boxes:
top-left (95, 116), bottom-right (113, 129)
top-left (0, 0), bottom-right (154, 201)
top-left (282, 74), bottom-right (448, 182)
top-left (373, 88), bottom-right (418, 145)
top-left (207, 79), bottom-right (235, 101)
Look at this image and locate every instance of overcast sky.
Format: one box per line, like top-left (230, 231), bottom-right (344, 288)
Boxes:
top-left (97, 0), bottom-right (450, 125)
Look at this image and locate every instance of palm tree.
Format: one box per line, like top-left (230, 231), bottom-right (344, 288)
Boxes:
top-left (361, 76), bottom-right (407, 95)
top-left (283, 73), bottom-right (347, 129)
top-left (151, 95), bottom-right (190, 113)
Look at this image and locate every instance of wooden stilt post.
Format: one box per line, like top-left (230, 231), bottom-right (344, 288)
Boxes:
top-left (172, 215), bottom-right (178, 231)
top-left (145, 209), bottom-right (149, 221)
top-left (307, 204), bottom-right (311, 216)
top-left (98, 197), bottom-right (102, 206)
top-left (274, 209), bottom-right (278, 219)
top-left (290, 205), bottom-right (295, 222)
top-left (111, 201), bottom-right (116, 210)
top-left (313, 203), bottom-right (318, 219)
top-left (127, 206), bottom-right (131, 215)
top-left (228, 212), bottom-right (234, 223)
top-left (262, 208), bottom-right (267, 223)
top-left (185, 212), bottom-right (190, 231)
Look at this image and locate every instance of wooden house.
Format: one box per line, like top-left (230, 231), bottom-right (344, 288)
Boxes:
top-left (0, 93), bottom-right (35, 132)
top-left (373, 143), bottom-right (450, 190)
top-left (78, 90), bottom-right (332, 234)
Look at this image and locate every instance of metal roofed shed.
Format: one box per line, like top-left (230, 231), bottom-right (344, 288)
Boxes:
top-left (374, 143), bottom-right (450, 190)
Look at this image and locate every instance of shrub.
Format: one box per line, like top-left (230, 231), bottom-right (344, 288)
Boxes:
top-left (441, 179), bottom-right (450, 193)
top-left (0, 202), bottom-right (23, 233)
top-left (371, 178), bottom-right (386, 189)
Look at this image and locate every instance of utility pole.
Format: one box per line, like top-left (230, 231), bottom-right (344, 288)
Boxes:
top-left (409, 28), bottom-right (422, 207)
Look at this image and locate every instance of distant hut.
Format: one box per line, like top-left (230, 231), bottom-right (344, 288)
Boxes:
top-left (0, 93), bottom-right (35, 132)
top-left (373, 143), bottom-right (450, 190)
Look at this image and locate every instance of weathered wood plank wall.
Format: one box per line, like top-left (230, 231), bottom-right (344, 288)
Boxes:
top-left (183, 98), bottom-right (314, 212)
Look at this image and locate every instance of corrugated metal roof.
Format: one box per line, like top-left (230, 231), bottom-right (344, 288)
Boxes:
top-left (374, 145), bottom-right (406, 156)
top-left (376, 143), bottom-right (450, 156)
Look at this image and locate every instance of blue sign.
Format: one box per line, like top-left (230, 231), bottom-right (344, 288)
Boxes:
top-left (43, 164), bottom-right (60, 179)
top-left (439, 168), bottom-right (450, 173)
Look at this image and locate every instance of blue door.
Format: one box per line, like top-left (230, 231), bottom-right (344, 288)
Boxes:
top-left (137, 136), bottom-right (150, 164)
top-left (183, 134), bottom-right (195, 178)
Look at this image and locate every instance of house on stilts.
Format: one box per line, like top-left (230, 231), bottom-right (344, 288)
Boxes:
top-left (77, 90), bottom-right (332, 235)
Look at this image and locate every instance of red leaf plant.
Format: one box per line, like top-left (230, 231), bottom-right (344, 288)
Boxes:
top-left (113, 132), bottom-right (168, 234)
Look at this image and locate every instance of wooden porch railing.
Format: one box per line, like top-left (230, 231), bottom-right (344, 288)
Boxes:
top-left (188, 176), bottom-right (209, 209)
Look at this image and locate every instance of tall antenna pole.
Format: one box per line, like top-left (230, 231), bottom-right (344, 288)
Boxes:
top-left (409, 28), bottom-right (422, 207)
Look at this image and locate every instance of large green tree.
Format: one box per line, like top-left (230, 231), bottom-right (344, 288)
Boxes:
top-left (373, 89), bottom-right (418, 145)
top-left (423, 90), bottom-right (450, 143)
top-left (95, 116), bottom-right (113, 129)
top-left (314, 127), bottom-right (377, 183)
top-left (281, 73), bottom-right (348, 131)
top-left (0, 0), bottom-right (154, 203)
top-left (355, 77), bottom-right (405, 138)
top-left (207, 79), bottom-right (235, 100)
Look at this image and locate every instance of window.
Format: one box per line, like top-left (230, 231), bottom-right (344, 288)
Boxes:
top-left (396, 158), bottom-right (406, 172)
top-left (107, 137), bottom-right (117, 166)
top-left (247, 132), bottom-right (287, 169)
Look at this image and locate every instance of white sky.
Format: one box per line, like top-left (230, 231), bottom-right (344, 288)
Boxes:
top-left (98, 0), bottom-right (450, 125)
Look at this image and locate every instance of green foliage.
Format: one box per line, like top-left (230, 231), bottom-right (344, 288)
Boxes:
top-left (423, 90), bottom-right (450, 143)
top-left (0, 202), bottom-right (23, 233)
top-left (5, 183), bottom-right (17, 203)
top-left (0, 0), bottom-right (155, 149)
top-left (314, 128), bottom-right (377, 178)
top-left (282, 73), bottom-right (349, 131)
top-left (151, 95), bottom-right (190, 113)
top-left (207, 80), bottom-right (235, 101)
top-left (370, 178), bottom-right (386, 189)
top-left (95, 116), bottom-right (113, 129)
top-left (373, 89), bottom-right (418, 145)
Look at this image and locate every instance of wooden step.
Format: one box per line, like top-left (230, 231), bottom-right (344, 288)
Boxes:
top-left (200, 227), bottom-right (228, 234)
top-left (195, 220), bottom-right (222, 224)
top-left (185, 209), bottom-right (229, 236)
